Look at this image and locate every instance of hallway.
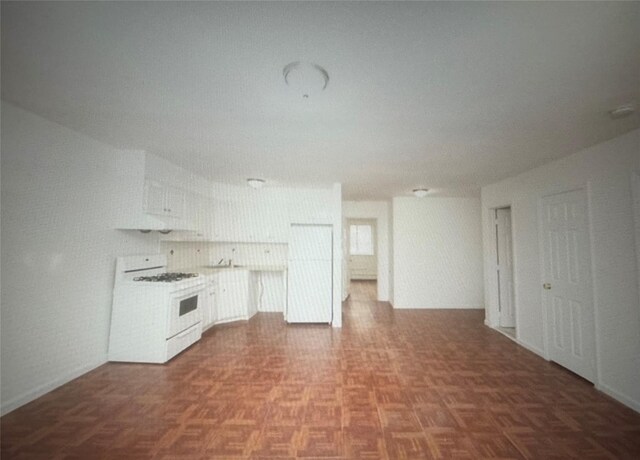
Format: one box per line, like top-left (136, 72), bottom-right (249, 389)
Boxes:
top-left (2, 281), bottom-right (639, 458)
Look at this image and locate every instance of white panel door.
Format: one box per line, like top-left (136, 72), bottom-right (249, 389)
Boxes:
top-left (497, 208), bottom-right (515, 327)
top-left (287, 260), bottom-right (332, 323)
top-left (541, 189), bottom-right (595, 382)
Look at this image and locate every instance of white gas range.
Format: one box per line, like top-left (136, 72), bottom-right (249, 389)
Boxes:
top-left (108, 254), bottom-right (205, 363)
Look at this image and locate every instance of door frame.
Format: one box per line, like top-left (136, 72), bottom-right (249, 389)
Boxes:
top-left (495, 207), bottom-right (516, 328)
top-left (487, 204), bottom-right (519, 336)
top-left (537, 185), bottom-right (601, 383)
top-left (346, 218), bottom-right (378, 282)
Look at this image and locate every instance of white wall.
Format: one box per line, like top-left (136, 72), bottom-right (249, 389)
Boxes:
top-left (343, 201), bottom-right (391, 301)
top-left (0, 102), bottom-right (160, 414)
top-left (481, 128), bottom-right (640, 412)
top-left (331, 184), bottom-right (343, 327)
top-left (633, 172), bottom-right (640, 301)
top-left (392, 197), bottom-right (483, 308)
top-left (162, 242), bottom-right (288, 270)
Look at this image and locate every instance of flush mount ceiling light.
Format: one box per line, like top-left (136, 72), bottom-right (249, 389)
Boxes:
top-left (609, 102), bottom-right (636, 119)
top-left (413, 188), bottom-right (430, 198)
top-left (247, 178), bottom-right (266, 189)
top-left (283, 61), bottom-right (329, 98)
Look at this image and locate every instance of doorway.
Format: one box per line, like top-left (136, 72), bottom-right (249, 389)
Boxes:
top-left (347, 219), bottom-right (377, 293)
top-left (494, 207), bottom-right (516, 337)
top-left (541, 188), bottom-right (596, 382)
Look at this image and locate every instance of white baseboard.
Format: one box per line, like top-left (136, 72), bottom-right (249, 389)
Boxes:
top-left (515, 338), bottom-right (546, 358)
top-left (1, 359), bottom-right (106, 416)
top-left (213, 315), bottom-right (252, 326)
top-left (485, 323), bottom-right (639, 414)
top-left (596, 382), bottom-right (640, 414)
top-left (393, 305), bottom-right (484, 309)
top-left (485, 322), bottom-right (547, 358)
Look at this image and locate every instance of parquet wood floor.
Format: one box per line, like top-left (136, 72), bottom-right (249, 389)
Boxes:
top-left (2, 280), bottom-right (640, 459)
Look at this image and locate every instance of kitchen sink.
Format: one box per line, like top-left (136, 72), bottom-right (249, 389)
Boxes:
top-left (207, 265), bottom-right (244, 269)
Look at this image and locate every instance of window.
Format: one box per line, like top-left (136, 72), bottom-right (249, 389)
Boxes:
top-left (349, 224), bottom-right (374, 255)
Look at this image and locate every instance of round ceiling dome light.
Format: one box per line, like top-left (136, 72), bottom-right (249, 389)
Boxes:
top-left (283, 61), bottom-right (329, 98)
top-left (247, 178), bottom-right (266, 189)
top-left (413, 188), bottom-right (430, 198)
top-left (609, 102), bottom-right (636, 119)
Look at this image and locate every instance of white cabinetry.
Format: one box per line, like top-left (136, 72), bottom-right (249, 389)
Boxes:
top-left (144, 180), bottom-right (184, 218)
top-left (158, 192), bottom-right (289, 243)
top-left (215, 270), bottom-right (257, 323)
top-left (112, 150), bottom-right (193, 231)
top-left (201, 276), bottom-right (217, 329)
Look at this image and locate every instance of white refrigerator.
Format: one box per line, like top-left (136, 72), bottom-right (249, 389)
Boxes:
top-left (287, 224), bottom-right (333, 323)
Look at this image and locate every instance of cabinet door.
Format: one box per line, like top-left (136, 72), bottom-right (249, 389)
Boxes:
top-left (203, 282), bottom-right (216, 326)
top-left (200, 288), bottom-right (210, 326)
top-left (208, 285), bottom-right (217, 325)
top-left (144, 181), bottom-right (167, 215)
top-left (216, 284), bottom-right (235, 320)
top-left (164, 187), bottom-right (184, 218)
top-left (217, 272), bottom-right (249, 320)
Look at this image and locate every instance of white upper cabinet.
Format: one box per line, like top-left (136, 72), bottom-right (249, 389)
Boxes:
top-left (112, 150), bottom-right (192, 231)
top-left (162, 195), bottom-right (288, 243)
top-left (144, 180), bottom-right (184, 218)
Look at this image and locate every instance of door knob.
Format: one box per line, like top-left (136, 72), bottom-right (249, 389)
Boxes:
top-left (543, 283), bottom-right (552, 290)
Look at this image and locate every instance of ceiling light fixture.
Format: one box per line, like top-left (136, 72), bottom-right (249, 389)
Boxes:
top-left (413, 188), bottom-right (430, 198)
top-left (247, 178), bottom-right (266, 189)
top-left (609, 103), bottom-right (636, 119)
top-left (283, 61), bottom-right (329, 98)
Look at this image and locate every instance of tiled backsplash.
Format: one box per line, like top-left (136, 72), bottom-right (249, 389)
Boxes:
top-left (161, 241), bottom-right (288, 271)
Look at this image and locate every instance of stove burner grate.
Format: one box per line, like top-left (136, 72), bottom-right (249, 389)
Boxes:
top-left (133, 272), bottom-right (199, 282)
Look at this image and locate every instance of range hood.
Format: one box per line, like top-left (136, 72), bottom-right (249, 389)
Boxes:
top-left (114, 216), bottom-right (197, 233)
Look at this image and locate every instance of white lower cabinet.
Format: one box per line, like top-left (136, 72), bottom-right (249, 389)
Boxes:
top-left (201, 276), bottom-right (217, 329)
top-left (201, 269), bottom-right (278, 327)
top-left (215, 270), bottom-right (256, 323)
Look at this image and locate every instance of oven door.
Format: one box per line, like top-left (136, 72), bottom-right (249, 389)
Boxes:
top-left (167, 287), bottom-right (203, 339)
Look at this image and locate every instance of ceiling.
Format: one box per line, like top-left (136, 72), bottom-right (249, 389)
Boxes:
top-left (2, 1), bottom-right (639, 200)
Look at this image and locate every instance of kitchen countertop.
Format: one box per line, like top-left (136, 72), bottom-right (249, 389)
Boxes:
top-left (183, 265), bottom-right (287, 276)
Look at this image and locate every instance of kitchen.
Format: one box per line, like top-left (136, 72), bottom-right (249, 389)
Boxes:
top-left (106, 149), bottom-right (343, 363)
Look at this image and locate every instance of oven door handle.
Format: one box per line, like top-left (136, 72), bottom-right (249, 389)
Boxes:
top-left (171, 285), bottom-right (205, 297)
